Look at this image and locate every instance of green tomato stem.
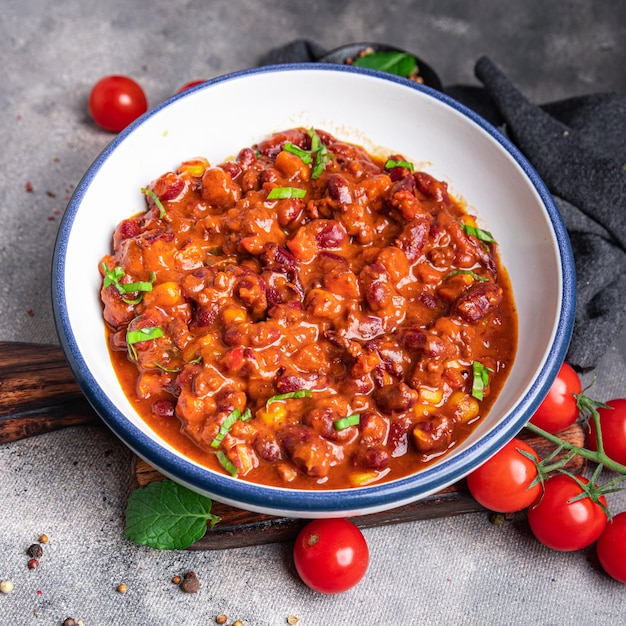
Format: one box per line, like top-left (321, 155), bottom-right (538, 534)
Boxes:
top-left (524, 420), bottom-right (626, 476)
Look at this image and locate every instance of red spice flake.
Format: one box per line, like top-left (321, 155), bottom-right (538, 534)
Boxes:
top-left (46, 191), bottom-right (57, 198)
top-left (37, 590), bottom-right (43, 595)
top-left (16, 114), bottom-right (22, 121)
top-left (48, 216), bottom-right (56, 221)
top-left (54, 209), bottom-right (62, 215)
top-left (27, 309), bottom-right (35, 317)
top-left (25, 181), bottom-right (33, 193)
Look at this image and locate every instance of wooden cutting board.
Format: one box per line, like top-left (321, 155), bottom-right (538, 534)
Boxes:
top-left (0, 341), bottom-right (586, 550)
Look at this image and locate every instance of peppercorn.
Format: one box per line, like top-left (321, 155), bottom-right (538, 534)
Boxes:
top-left (215, 615), bottom-right (228, 625)
top-left (233, 620), bottom-right (243, 626)
top-left (171, 575), bottom-right (182, 585)
top-left (62, 619), bottom-right (78, 626)
top-left (27, 543), bottom-right (43, 558)
top-left (0, 580), bottom-right (14, 594)
top-left (180, 571), bottom-right (200, 593)
top-left (27, 558), bottom-right (39, 570)
top-left (116, 583), bottom-right (128, 593)
top-left (287, 617), bottom-right (299, 625)
top-left (38, 534), bottom-right (49, 544)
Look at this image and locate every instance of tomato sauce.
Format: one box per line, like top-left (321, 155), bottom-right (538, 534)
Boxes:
top-left (100, 127), bottom-right (517, 490)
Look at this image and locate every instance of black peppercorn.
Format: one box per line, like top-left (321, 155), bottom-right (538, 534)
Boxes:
top-left (27, 544), bottom-right (43, 558)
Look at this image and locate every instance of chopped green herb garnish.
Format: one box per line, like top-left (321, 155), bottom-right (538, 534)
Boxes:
top-left (210, 407), bottom-right (254, 449)
top-left (124, 479), bottom-right (220, 550)
top-left (334, 413), bottom-right (361, 430)
top-left (384, 158), bottom-right (414, 171)
top-left (446, 269), bottom-right (489, 283)
top-left (284, 142), bottom-right (313, 164)
top-left (141, 187), bottom-right (166, 218)
top-left (153, 362), bottom-right (182, 373)
top-left (126, 326), bottom-right (164, 360)
top-left (353, 50), bottom-right (418, 79)
top-left (267, 186), bottom-right (307, 200)
top-left (471, 361), bottom-right (492, 401)
top-left (461, 223), bottom-right (496, 244)
top-left (266, 389), bottom-right (312, 409)
top-left (210, 408), bottom-right (242, 449)
top-left (307, 128), bottom-right (332, 179)
top-left (102, 263), bottom-right (155, 304)
top-left (216, 450), bottom-right (238, 477)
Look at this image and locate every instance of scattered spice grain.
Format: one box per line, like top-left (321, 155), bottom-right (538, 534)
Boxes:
top-left (27, 544), bottom-right (43, 558)
top-left (27, 558), bottom-right (39, 570)
top-left (38, 534), bottom-right (49, 544)
top-left (180, 571), bottom-right (200, 593)
top-left (116, 583), bottom-right (128, 594)
top-left (0, 580), bottom-right (14, 594)
top-left (171, 575), bottom-right (182, 585)
top-left (287, 616), bottom-right (299, 625)
top-left (215, 615), bottom-right (228, 625)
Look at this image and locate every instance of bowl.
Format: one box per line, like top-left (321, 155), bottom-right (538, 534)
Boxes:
top-left (52, 63), bottom-right (575, 518)
top-left (318, 42), bottom-right (443, 91)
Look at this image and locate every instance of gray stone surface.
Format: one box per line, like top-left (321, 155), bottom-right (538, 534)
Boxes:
top-left (1, 1), bottom-right (625, 624)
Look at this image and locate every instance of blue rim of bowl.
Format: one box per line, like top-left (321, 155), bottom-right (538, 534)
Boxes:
top-left (52, 62), bottom-right (576, 515)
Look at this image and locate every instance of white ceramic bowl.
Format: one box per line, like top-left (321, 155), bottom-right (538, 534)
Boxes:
top-left (52, 64), bottom-right (575, 518)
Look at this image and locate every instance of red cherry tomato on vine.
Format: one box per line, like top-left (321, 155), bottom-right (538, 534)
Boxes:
top-left (176, 80), bottom-right (207, 93)
top-left (597, 511), bottom-right (626, 583)
top-left (527, 474), bottom-right (608, 551)
top-left (529, 362), bottom-right (581, 433)
top-left (293, 518), bottom-right (369, 594)
top-left (89, 75), bottom-right (148, 132)
top-left (585, 398), bottom-right (626, 466)
top-left (466, 437), bottom-right (542, 513)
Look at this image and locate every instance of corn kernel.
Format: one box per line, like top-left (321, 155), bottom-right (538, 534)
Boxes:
top-left (178, 156), bottom-right (210, 178)
top-left (143, 281), bottom-right (183, 308)
top-left (257, 403), bottom-right (287, 425)
top-left (419, 387), bottom-right (443, 405)
top-left (221, 305), bottom-right (247, 325)
top-left (448, 391), bottom-right (480, 422)
top-left (349, 471), bottom-right (379, 487)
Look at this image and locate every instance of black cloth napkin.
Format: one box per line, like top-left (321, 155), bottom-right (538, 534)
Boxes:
top-left (259, 42), bottom-right (626, 372)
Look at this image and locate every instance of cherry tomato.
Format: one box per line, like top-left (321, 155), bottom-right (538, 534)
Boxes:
top-left (176, 80), bottom-right (207, 93)
top-left (529, 362), bottom-right (581, 433)
top-left (293, 518), bottom-right (369, 594)
top-left (585, 398), bottom-right (626, 466)
top-left (527, 474), bottom-right (608, 551)
top-left (597, 511), bottom-right (626, 583)
top-left (466, 438), bottom-right (541, 512)
top-left (89, 75), bottom-right (148, 132)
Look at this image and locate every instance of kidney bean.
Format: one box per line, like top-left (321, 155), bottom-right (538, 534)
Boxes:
top-left (373, 382), bottom-right (418, 413)
top-left (412, 414), bottom-right (453, 453)
top-left (151, 399), bottom-right (176, 419)
top-left (414, 171), bottom-right (450, 202)
top-left (387, 416), bottom-right (413, 457)
top-left (360, 263), bottom-right (394, 311)
top-left (149, 172), bottom-right (186, 202)
top-left (395, 215), bottom-right (431, 263)
top-left (278, 425), bottom-right (332, 478)
top-left (237, 147), bottom-right (258, 168)
top-left (355, 446), bottom-right (390, 471)
top-left (313, 220), bottom-right (347, 248)
top-left (113, 219), bottom-right (141, 249)
top-left (254, 434), bottom-right (282, 462)
top-left (453, 282), bottom-right (503, 324)
top-left (191, 303), bottom-right (218, 329)
top-left (327, 173), bottom-right (353, 204)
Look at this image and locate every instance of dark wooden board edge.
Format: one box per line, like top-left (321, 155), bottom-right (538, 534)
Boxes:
top-left (130, 422), bottom-right (586, 550)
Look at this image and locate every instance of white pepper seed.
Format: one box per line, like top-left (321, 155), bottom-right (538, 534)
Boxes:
top-left (0, 580), bottom-right (14, 594)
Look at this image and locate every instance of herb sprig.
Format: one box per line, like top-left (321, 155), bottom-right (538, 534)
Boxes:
top-left (124, 480), bottom-right (220, 550)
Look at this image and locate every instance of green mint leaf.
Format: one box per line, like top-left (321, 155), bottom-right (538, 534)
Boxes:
top-left (124, 480), bottom-right (220, 550)
top-left (353, 51), bottom-right (418, 78)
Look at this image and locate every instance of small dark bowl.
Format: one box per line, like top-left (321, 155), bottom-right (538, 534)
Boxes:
top-left (319, 42), bottom-right (443, 91)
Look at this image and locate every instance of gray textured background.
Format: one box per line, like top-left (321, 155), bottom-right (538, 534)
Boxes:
top-left (1, 1), bottom-right (625, 624)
